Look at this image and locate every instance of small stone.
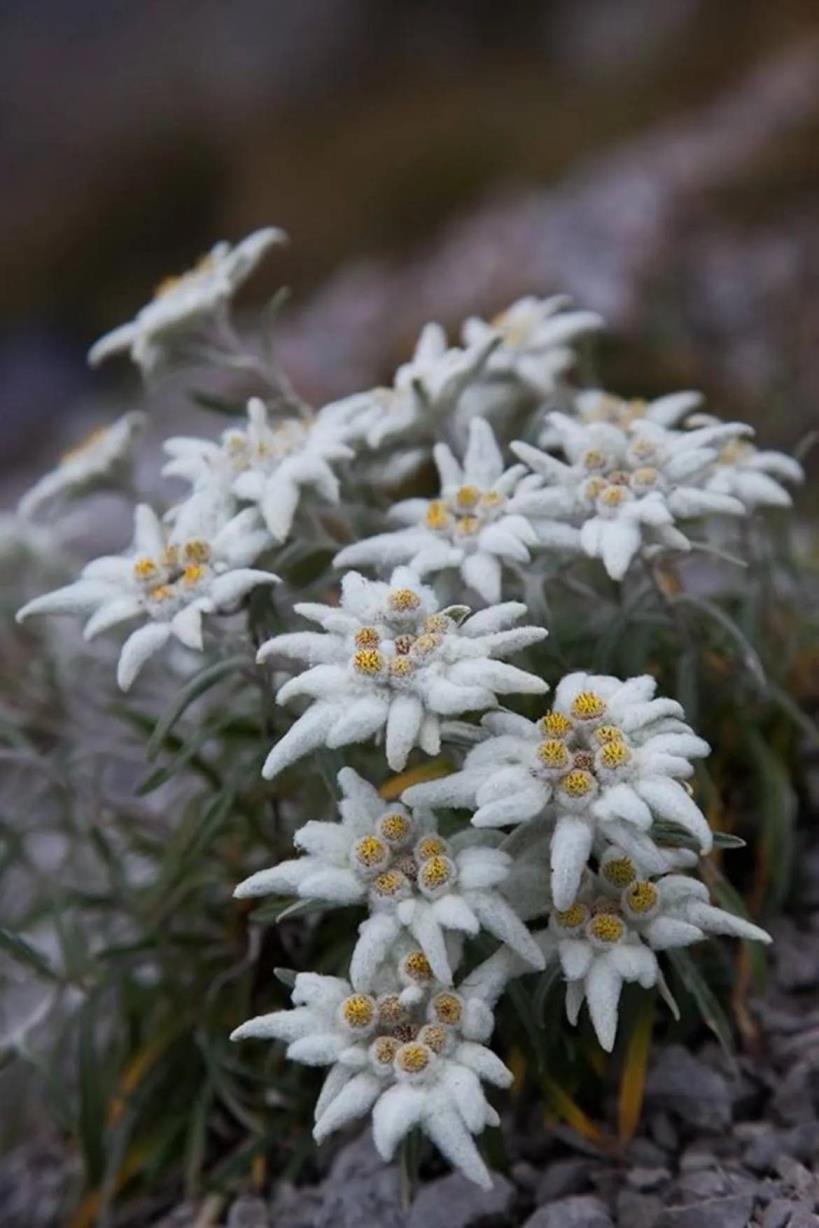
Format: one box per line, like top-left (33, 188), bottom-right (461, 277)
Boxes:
top-left (227, 1197), bottom-right (269, 1228)
top-left (511, 1161), bottom-right (540, 1192)
top-left (775, 1154), bottom-right (819, 1201)
top-left (678, 1147), bottom-right (716, 1173)
top-left (314, 1132), bottom-right (404, 1228)
top-left (626, 1167), bottom-right (671, 1192)
top-left (744, 1131), bottom-right (781, 1173)
top-left (407, 1171), bottom-right (514, 1228)
top-left (628, 1139), bottom-right (669, 1167)
top-left (615, 1190), bottom-right (663, 1228)
top-left (536, 1158), bottom-right (593, 1203)
top-left (760, 1201), bottom-right (795, 1228)
top-left (645, 1047), bottom-right (733, 1132)
top-left (649, 1112), bottom-right (679, 1152)
top-left (523, 1194), bottom-right (614, 1228)
top-left (787, 1209), bottom-right (819, 1228)
top-left (656, 1194), bottom-right (755, 1228)
top-left (672, 1169), bottom-right (728, 1204)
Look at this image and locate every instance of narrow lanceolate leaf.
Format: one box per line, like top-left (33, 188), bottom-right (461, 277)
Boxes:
top-left (541, 1072), bottom-right (607, 1146)
top-left (0, 928), bottom-right (57, 980)
top-left (147, 653), bottom-right (250, 759)
top-left (618, 994), bottom-right (654, 1143)
top-left (666, 948), bottom-right (735, 1061)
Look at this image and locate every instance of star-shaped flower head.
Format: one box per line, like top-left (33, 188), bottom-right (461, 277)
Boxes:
top-left (88, 227), bottom-right (286, 375)
top-left (235, 767), bottom-right (544, 986)
top-left (17, 502), bottom-right (276, 690)
top-left (256, 566), bottom-right (548, 779)
top-left (335, 418), bottom-right (558, 605)
top-left (333, 323), bottom-right (498, 482)
top-left (511, 412), bottom-right (751, 580)
top-left (231, 963), bottom-right (513, 1188)
top-left (462, 295), bottom-right (603, 396)
top-left (542, 859), bottom-right (770, 1051)
top-left (18, 411), bottom-right (146, 520)
top-left (704, 434), bottom-right (804, 510)
top-left (163, 395), bottom-right (362, 542)
top-left (538, 387), bottom-right (704, 448)
top-left (404, 671), bottom-right (712, 910)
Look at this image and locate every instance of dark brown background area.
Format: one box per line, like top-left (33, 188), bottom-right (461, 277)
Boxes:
top-left (2, 0), bottom-right (818, 472)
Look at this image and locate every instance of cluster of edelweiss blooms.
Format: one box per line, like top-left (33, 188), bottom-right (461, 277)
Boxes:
top-left (14, 228), bottom-right (800, 1189)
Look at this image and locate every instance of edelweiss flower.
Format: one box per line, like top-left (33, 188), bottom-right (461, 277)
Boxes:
top-left (512, 413), bottom-right (750, 580)
top-left (538, 388), bottom-right (704, 448)
top-left (338, 322), bottom-right (497, 456)
top-left (235, 767), bottom-right (544, 985)
top-left (17, 503), bottom-right (276, 690)
top-left (404, 672), bottom-right (711, 910)
top-left (88, 227), bottom-right (286, 373)
top-left (704, 435), bottom-right (804, 510)
top-left (334, 418), bottom-right (560, 605)
top-left (164, 396), bottom-right (361, 541)
top-left (231, 967), bottom-right (512, 1188)
top-left (18, 411), bottom-right (146, 519)
top-left (462, 296), bottom-right (603, 395)
top-left (256, 566), bottom-right (547, 779)
top-left (542, 859), bottom-right (770, 1050)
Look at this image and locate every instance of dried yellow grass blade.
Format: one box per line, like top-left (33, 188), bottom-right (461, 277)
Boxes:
top-left (617, 995), bottom-right (654, 1143)
top-left (541, 1072), bottom-right (606, 1144)
top-left (379, 757), bottom-right (451, 800)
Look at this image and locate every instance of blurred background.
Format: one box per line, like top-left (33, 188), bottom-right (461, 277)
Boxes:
top-left (2, 0), bottom-right (818, 483)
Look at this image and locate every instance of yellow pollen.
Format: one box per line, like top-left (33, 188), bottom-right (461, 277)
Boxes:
top-left (181, 564), bottom-right (205, 586)
top-left (402, 951), bottom-right (432, 982)
top-left (560, 769), bottom-right (595, 798)
top-left (431, 992), bottom-right (463, 1025)
top-left (599, 484), bottom-right (628, 507)
top-left (540, 711), bottom-right (573, 738)
top-left (455, 485), bottom-right (481, 509)
top-left (393, 634), bottom-right (416, 655)
top-left (630, 439), bottom-right (657, 461)
top-left (416, 836), bottom-right (446, 861)
top-left (481, 490), bottom-right (503, 508)
top-left (571, 691), bottom-right (607, 721)
top-left (377, 995), bottom-right (406, 1026)
top-left (225, 433), bottom-right (246, 456)
top-left (425, 500), bottom-right (451, 530)
top-left (555, 903), bottom-right (589, 929)
top-left (372, 1035), bottom-right (400, 1065)
top-left (395, 1042), bottom-right (432, 1074)
top-left (353, 648), bottom-right (384, 675)
top-left (341, 994), bottom-right (376, 1029)
top-left (418, 855), bottom-right (453, 890)
top-left (133, 556), bottom-right (158, 580)
top-left (589, 913), bottom-right (625, 943)
top-left (352, 835), bottom-right (388, 868)
top-left (455, 515), bottom-right (480, 536)
top-left (583, 449), bottom-right (607, 472)
top-left (389, 588), bottom-right (421, 612)
top-left (161, 545), bottom-right (179, 568)
top-left (602, 857), bottom-right (636, 888)
top-left (389, 656), bottom-right (415, 678)
top-left (372, 870), bottom-right (407, 897)
top-left (148, 584), bottom-right (174, 602)
top-left (594, 724), bottom-right (624, 744)
top-left (378, 813), bottom-right (411, 844)
top-left (423, 614), bottom-right (450, 634)
top-left (625, 881), bottom-right (659, 914)
top-left (183, 540), bottom-right (210, 563)
top-left (599, 740), bottom-right (631, 768)
top-left (354, 626), bottom-right (381, 648)
top-left (631, 466), bottom-right (659, 487)
top-left (411, 632), bottom-right (441, 656)
top-left (537, 739), bottom-right (570, 769)
top-left (418, 1024), bottom-right (447, 1053)
top-left (583, 476), bottom-right (607, 500)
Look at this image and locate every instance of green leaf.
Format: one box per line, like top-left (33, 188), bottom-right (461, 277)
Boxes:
top-left (187, 389), bottom-right (248, 416)
top-left (0, 927), bottom-right (57, 980)
top-left (672, 593), bottom-right (766, 687)
top-left (666, 948), bottom-right (735, 1061)
top-left (147, 654), bottom-right (249, 759)
top-left (77, 998), bottom-right (107, 1185)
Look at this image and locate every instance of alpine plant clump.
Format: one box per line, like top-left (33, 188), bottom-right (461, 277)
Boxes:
top-left (11, 225), bottom-right (801, 1192)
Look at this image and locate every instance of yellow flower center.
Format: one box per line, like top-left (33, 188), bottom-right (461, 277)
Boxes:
top-left (455, 485), bottom-right (481, 509)
top-left (372, 1035), bottom-right (400, 1065)
top-left (355, 626), bottom-right (381, 648)
top-left (537, 739), bottom-right (571, 769)
top-left (402, 951), bottom-right (433, 983)
top-left (624, 881), bottom-right (659, 915)
top-left (417, 1024), bottom-right (448, 1053)
top-left (378, 812), bottom-right (411, 845)
top-left (389, 588), bottom-right (421, 612)
top-left (594, 724), bottom-right (624, 744)
top-left (555, 903), bottom-right (589, 929)
top-left (395, 1042), bottom-right (432, 1074)
top-left (455, 515), bottom-right (480, 536)
top-left (559, 769), bottom-right (595, 798)
top-left (340, 994), bottom-right (376, 1029)
top-left (353, 648), bottom-right (384, 675)
top-left (389, 656), bottom-right (415, 678)
top-left (181, 564), bottom-right (205, 586)
top-left (418, 855), bottom-right (453, 891)
top-left (571, 691), bottom-right (607, 721)
top-left (631, 466), bottom-right (659, 488)
top-left (599, 484), bottom-right (628, 507)
top-left (482, 490), bottom-right (503, 508)
top-left (148, 584), bottom-right (174, 602)
top-left (352, 835), bottom-right (388, 869)
top-left (371, 870), bottom-right (408, 898)
top-left (583, 476), bottom-right (607, 500)
top-left (588, 912), bottom-right (625, 943)
top-left (425, 500), bottom-right (451, 530)
top-left (416, 836), bottom-right (446, 861)
top-left (183, 539), bottom-right (211, 563)
top-left (133, 556), bottom-right (158, 580)
top-left (583, 449), bottom-right (608, 472)
top-left (599, 740), bottom-right (631, 768)
top-left (423, 614), bottom-right (450, 634)
top-left (431, 992), bottom-right (463, 1025)
top-left (601, 857), bottom-right (636, 888)
top-left (540, 711), bottom-right (573, 738)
